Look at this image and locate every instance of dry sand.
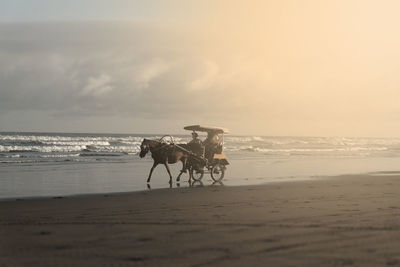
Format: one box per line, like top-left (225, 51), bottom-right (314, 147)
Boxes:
top-left (1, 173), bottom-right (400, 266)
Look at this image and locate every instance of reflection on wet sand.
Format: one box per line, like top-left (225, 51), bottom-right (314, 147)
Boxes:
top-left (146, 180), bottom-right (224, 190)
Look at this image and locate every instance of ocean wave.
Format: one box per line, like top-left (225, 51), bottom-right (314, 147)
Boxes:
top-left (79, 153), bottom-right (126, 157)
top-left (226, 136), bottom-right (265, 143)
top-left (2, 133), bottom-right (400, 163)
top-left (0, 134), bottom-right (142, 145)
top-left (0, 158), bottom-right (82, 164)
top-left (39, 154), bottom-right (80, 158)
top-left (41, 141), bottom-right (111, 146)
top-left (3, 140), bottom-right (46, 146)
top-left (226, 146), bottom-right (389, 153)
top-left (0, 145), bottom-right (87, 153)
top-left (8, 149), bottom-right (40, 153)
top-left (1, 160), bottom-right (39, 164)
top-left (0, 144), bottom-right (141, 154)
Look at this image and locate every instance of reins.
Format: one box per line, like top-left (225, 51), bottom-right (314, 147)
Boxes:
top-left (146, 139), bottom-right (173, 153)
top-left (143, 136), bottom-right (186, 155)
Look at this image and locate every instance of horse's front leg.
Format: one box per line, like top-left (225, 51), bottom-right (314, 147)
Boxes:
top-left (147, 162), bottom-right (158, 183)
top-left (164, 162), bottom-right (173, 184)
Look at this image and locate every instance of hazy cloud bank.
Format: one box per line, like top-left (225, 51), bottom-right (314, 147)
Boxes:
top-left (2, 4), bottom-right (400, 137)
top-left (0, 22), bottom-right (257, 122)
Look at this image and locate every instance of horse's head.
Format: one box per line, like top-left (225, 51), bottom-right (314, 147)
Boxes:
top-left (139, 139), bottom-right (150, 158)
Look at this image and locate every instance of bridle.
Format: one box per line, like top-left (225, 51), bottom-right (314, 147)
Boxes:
top-left (139, 140), bottom-right (150, 158)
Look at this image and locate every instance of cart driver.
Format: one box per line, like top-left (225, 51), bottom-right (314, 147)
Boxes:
top-left (188, 131), bottom-right (204, 156)
top-left (189, 131), bottom-right (202, 145)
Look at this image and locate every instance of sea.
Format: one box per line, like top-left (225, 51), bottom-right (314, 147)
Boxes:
top-left (1, 132), bottom-right (400, 199)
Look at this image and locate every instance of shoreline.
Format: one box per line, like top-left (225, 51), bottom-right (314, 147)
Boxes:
top-left (0, 175), bottom-right (320, 202)
top-left (0, 169), bottom-right (397, 202)
top-left (2, 156), bottom-right (400, 199)
top-left (2, 173), bottom-right (400, 266)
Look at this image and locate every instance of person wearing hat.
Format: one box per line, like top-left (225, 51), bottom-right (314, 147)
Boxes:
top-left (188, 131), bottom-right (203, 156)
top-left (189, 131), bottom-right (201, 145)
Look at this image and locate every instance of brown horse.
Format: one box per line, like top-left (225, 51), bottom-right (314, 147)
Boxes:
top-left (139, 139), bottom-right (188, 183)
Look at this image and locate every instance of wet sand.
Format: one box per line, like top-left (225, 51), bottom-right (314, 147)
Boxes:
top-left (1, 173), bottom-right (400, 266)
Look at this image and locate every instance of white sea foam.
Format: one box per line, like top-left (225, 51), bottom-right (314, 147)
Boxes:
top-left (0, 145), bottom-right (86, 153)
top-left (1, 133), bottom-right (400, 163)
top-left (39, 154), bottom-right (80, 158)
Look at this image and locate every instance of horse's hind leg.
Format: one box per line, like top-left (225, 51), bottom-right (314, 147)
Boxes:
top-left (147, 162), bottom-right (158, 183)
top-left (177, 158), bottom-right (187, 182)
top-left (164, 162), bottom-right (173, 184)
top-left (176, 171), bottom-right (183, 182)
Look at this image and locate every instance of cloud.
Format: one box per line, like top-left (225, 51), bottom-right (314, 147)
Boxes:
top-left (133, 58), bottom-right (169, 89)
top-left (0, 22), bottom-right (254, 121)
top-left (1, 18), bottom-right (400, 136)
top-left (81, 74), bottom-right (113, 96)
top-left (188, 60), bottom-right (219, 91)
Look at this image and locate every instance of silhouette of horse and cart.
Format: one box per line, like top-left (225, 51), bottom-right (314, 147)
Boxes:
top-left (139, 125), bottom-right (229, 183)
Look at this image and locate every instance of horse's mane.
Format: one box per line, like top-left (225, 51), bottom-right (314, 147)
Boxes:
top-left (143, 138), bottom-right (191, 155)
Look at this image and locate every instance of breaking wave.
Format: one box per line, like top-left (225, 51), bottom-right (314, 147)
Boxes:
top-left (1, 132), bottom-right (400, 163)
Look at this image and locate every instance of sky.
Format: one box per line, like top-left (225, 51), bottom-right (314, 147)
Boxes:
top-left (1, 0), bottom-right (400, 136)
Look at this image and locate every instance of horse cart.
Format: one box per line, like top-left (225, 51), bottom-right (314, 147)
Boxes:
top-left (139, 125), bottom-right (229, 183)
top-left (177, 125), bottom-right (229, 182)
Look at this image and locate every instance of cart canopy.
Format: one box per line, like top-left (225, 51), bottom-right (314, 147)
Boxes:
top-left (184, 125), bottom-right (229, 134)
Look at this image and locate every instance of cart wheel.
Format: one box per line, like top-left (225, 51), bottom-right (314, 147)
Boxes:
top-left (211, 163), bottom-right (225, 182)
top-left (190, 168), bottom-right (204, 181)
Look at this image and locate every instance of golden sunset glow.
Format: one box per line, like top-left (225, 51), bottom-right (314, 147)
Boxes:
top-left (1, 1), bottom-right (400, 136)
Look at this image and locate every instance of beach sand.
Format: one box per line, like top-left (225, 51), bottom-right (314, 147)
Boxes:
top-left (1, 173), bottom-right (400, 266)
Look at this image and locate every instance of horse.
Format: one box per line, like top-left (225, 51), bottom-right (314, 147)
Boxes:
top-left (139, 138), bottom-right (189, 183)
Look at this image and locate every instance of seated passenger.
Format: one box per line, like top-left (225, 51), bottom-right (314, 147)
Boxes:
top-left (204, 131), bottom-right (220, 161)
